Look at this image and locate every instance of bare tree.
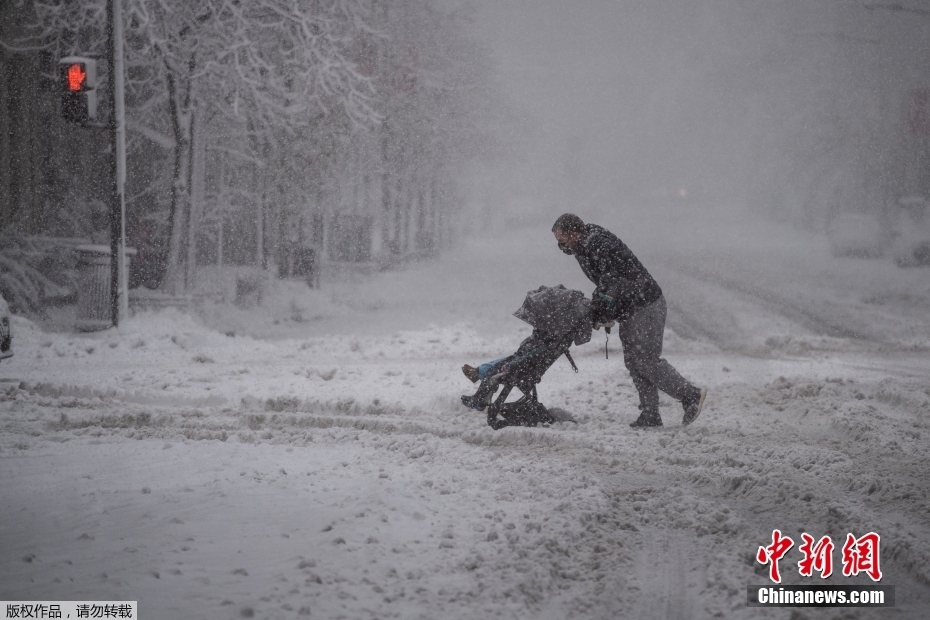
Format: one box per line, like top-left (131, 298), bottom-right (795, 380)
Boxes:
top-left (20, 0), bottom-right (377, 291)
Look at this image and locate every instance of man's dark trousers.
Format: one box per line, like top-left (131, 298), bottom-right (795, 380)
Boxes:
top-left (617, 295), bottom-right (694, 416)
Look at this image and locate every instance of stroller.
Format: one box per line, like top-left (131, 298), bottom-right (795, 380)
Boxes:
top-left (461, 285), bottom-right (592, 430)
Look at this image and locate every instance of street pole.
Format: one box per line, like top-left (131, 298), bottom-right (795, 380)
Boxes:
top-left (106, 0), bottom-right (127, 326)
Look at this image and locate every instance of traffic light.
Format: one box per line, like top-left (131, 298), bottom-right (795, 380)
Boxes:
top-left (59, 56), bottom-right (97, 124)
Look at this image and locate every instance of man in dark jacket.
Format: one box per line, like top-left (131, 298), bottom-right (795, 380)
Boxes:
top-left (552, 213), bottom-right (706, 427)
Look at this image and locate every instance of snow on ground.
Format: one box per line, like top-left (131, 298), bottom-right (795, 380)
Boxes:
top-left (2, 203), bottom-right (929, 619)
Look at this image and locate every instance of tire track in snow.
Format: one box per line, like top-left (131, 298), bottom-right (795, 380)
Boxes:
top-left (663, 297), bottom-right (731, 348)
top-left (624, 529), bottom-right (698, 620)
top-left (8, 377), bottom-right (930, 617)
top-left (654, 263), bottom-right (809, 351)
top-left (661, 259), bottom-right (880, 343)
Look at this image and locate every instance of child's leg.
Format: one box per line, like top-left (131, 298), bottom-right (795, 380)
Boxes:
top-left (478, 357), bottom-right (509, 380)
top-left (463, 356), bottom-right (509, 383)
top-left (462, 376), bottom-right (500, 411)
top-left (461, 356), bottom-right (512, 411)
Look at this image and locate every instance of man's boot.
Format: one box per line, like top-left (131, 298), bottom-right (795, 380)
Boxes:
top-left (629, 405), bottom-right (663, 428)
top-left (682, 387), bottom-right (707, 426)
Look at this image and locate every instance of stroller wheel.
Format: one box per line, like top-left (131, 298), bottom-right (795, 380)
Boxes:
top-left (487, 412), bottom-right (509, 430)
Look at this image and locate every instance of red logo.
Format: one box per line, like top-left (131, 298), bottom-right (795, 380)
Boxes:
top-left (757, 529), bottom-right (794, 584)
top-left (758, 530), bottom-right (882, 583)
top-left (798, 534), bottom-right (834, 579)
top-left (842, 532), bottom-right (882, 582)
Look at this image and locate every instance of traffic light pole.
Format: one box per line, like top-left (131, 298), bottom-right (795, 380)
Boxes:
top-left (106, 0), bottom-right (128, 327)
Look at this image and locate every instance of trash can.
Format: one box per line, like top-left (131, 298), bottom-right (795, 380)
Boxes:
top-left (74, 244), bottom-right (135, 331)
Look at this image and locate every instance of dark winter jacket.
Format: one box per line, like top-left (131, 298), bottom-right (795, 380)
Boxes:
top-left (571, 224), bottom-right (662, 322)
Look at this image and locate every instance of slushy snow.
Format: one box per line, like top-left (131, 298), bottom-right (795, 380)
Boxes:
top-left (2, 205), bottom-right (929, 619)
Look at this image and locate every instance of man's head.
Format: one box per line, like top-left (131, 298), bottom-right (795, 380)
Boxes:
top-left (552, 213), bottom-right (585, 254)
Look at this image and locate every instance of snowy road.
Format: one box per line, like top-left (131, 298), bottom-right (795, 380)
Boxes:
top-left (2, 206), bottom-right (929, 619)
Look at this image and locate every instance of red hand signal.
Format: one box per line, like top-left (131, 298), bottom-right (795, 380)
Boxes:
top-left (67, 64), bottom-right (86, 91)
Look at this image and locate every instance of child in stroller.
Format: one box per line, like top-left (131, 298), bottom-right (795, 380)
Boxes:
top-left (460, 285), bottom-right (594, 430)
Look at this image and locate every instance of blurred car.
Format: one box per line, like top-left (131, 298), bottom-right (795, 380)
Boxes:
top-left (891, 196), bottom-right (930, 267)
top-left (0, 292), bottom-right (12, 361)
top-left (826, 212), bottom-right (891, 258)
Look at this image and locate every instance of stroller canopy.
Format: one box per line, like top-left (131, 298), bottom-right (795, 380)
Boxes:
top-left (512, 285), bottom-right (592, 346)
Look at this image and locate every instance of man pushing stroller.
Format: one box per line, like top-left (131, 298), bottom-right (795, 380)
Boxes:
top-left (462, 213), bottom-right (707, 430)
top-left (552, 213), bottom-right (707, 428)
